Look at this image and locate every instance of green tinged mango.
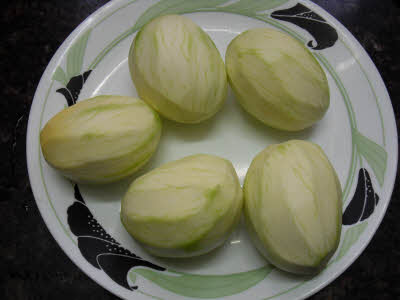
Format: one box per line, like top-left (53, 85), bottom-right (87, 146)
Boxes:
top-left (129, 15), bottom-right (227, 124)
top-left (244, 140), bottom-right (342, 274)
top-left (40, 95), bottom-right (161, 183)
top-left (121, 154), bottom-right (243, 257)
top-left (226, 28), bottom-right (330, 131)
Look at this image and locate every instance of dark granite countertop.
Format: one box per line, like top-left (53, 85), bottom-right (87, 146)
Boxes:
top-left (1, 0), bottom-right (399, 299)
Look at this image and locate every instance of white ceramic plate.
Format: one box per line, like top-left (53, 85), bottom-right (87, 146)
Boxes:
top-left (27, 0), bottom-right (398, 299)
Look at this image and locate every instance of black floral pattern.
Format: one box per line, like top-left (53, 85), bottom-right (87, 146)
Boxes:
top-left (67, 185), bottom-right (165, 290)
top-left (271, 3), bottom-right (338, 50)
top-left (342, 168), bottom-right (380, 225)
top-left (56, 70), bottom-right (92, 106)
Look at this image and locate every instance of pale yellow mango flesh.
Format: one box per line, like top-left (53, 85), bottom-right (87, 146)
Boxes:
top-left (244, 140), bottom-right (342, 274)
top-left (40, 95), bottom-right (161, 183)
top-left (121, 154), bottom-right (243, 257)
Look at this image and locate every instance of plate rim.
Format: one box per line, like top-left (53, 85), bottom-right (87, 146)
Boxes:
top-left (26, 0), bottom-right (398, 299)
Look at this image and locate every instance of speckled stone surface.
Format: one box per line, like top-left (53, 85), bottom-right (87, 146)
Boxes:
top-left (1, 0), bottom-right (399, 299)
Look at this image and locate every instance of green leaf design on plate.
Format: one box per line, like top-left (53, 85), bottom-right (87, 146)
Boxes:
top-left (133, 0), bottom-right (289, 31)
top-left (130, 265), bottom-right (273, 298)
top-left (52, 66), bottom-right (68, 86)
top-left (66, 28), bottom-right (92, 80)
top-left (89, 0), bottom-right (290, 69)
top-left (354, 129), bottom-right (387, 186)
top-left (133, 0), bottom-right (227, 30)
top-left (129, 273), bottom-right (137, 285)
top-left (220, 0), bottom-right (290, 17)
top-left (335, 222), bottom-right (368, 262)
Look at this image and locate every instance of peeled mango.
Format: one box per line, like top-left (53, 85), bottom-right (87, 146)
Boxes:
top-left (244, 140), bottom-right (342, 274)
top-left (40, 95), bottom-right (161, 184)
top-left (129, 14), bottom-right (227, 124)
top-left (226, 28), bottom-right (330, 131)
top-left (121, 154), bottom-right (243, 257)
